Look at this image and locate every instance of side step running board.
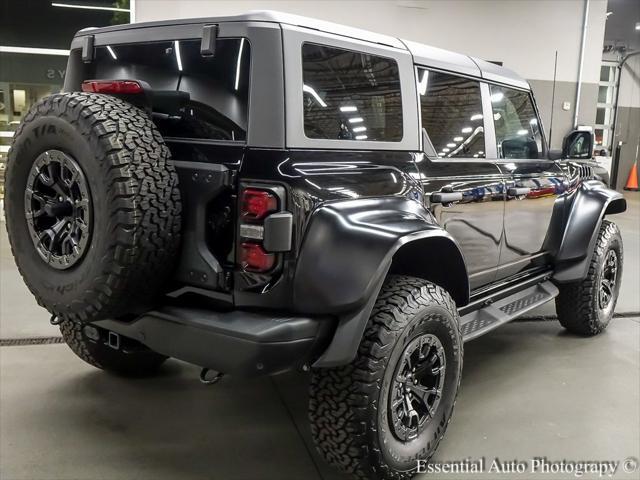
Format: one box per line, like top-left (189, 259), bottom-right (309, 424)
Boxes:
top-left (460, 280), bottom-right (559, 341)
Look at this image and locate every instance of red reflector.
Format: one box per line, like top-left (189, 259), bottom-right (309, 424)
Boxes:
top-left (81, 80), bottom-right (143, 94)
top-left (240, 243), bottom-right (275, 272)
top-left (241, 188), bottom-right (278, 220)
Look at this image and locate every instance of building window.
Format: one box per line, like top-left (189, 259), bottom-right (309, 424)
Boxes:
top-left (595, 61), bottom-right (617, 151)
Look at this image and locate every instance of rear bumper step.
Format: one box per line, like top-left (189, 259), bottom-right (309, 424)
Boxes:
top-left (460, 280), bottom-right (559, 341)
top-left (94, 307), bottom-right (334, 376)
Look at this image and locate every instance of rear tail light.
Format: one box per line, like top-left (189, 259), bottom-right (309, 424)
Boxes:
top-left (81, 80), bottom-right (143, 94)
top-left (241, 188), bottom-right (278, 220)
top-left (239, 243), bottom-right (275, 272)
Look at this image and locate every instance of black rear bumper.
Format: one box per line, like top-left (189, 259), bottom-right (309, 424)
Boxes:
top-left (94, 307), bottom-right (335, 376)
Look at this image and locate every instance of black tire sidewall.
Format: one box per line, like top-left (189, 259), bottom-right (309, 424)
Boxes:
top-left (6, 115), bottom-right (111, 310)
top-left (594, 224), bottom-right (623, 324)
top-left (377, 303), bottom-right (462, 471)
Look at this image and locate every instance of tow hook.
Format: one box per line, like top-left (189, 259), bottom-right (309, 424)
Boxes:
top-left (200, 368), bottom-right (224, 385)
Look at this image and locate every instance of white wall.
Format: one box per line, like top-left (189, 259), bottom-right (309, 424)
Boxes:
top-left (135, 0), bottom-right (607, 84)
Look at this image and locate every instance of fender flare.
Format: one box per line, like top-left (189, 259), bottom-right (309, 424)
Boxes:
top-left (291, 197), bottom-right (469, 367)
top-left (553, 180), bottom-right (626, 283)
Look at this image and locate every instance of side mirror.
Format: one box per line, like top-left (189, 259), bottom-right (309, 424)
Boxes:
top-left (562, 130), bottom-right (593, 159)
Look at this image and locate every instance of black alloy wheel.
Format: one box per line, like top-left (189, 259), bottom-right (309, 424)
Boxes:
top-left (389, 333), bottom-right (446, 442)
top-left (598, 249), bottom-right (618, 311)
top-left (25, 149), bottom-right (92, 270)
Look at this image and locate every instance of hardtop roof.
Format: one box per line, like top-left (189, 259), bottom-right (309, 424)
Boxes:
top-left (76, 10), bottom-right (529, 90)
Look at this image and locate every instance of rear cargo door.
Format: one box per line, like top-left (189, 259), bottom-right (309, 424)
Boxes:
top-left (86, 36), bottom-right (252, 294)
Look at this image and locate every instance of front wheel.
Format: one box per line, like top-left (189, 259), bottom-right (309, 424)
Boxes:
top-left (309, 276), bottom-right (463, 480)
top-left (556, 219), bottom-right (623, 336)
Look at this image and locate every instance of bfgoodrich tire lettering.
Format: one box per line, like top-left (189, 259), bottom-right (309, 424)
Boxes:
top-left (309, 275), bottom-right (463, 480)
top-left (4, 93), bottom-right (181, 322)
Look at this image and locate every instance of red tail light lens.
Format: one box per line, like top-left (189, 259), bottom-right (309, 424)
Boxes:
top-left (241, 188), bottom-right (278, 220)
top-left (81, 80), bottom-right (143, 94)
top-left (240, 242), bottom-right (275, 272)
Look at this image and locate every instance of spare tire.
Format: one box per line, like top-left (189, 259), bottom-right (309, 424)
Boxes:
top-left (4, 92), bottom-right (181, 322)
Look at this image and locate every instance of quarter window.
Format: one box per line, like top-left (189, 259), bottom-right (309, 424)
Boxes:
top-left (490, 86), bottom-right (543, 159)
top-left (301, 43), bottom-right (403, 142)
top-left (418, 69), bottom-right (486, 158)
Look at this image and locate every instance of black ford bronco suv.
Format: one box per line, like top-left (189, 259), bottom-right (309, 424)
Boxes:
top-left (5, 11), bottom-right (627, 480)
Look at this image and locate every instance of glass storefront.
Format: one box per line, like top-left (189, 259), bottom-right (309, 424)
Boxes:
top-left (0, 0), bottom-right (132, 201)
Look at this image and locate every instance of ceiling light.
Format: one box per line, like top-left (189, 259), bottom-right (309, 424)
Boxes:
top-left (340, 106), bottom-right (357, 112)
top-left (0, 46), bottom-right (69, 56)
top-left (52, 2), bottom-right (130, 12)
top-left (355, 135), bottom-right (368, 140)
top-left (473, 154), bottom-right (479, 158)
top-left (0, 131), bottom-right (15, 138)
top-left (174, 40), bottom-right (183, 71)
top-left (442, 148), bottom-right (450, 152)
top-left (461, 127), bottom-right (472, 133)
top-left (478, 151), bottom-right (484, 154)
top-left (453, 136), bottom-right (463, 142)
top-left (106, 45), bottom-right (117, 60)
top-left (447, 143), bottom-right (456, 148)
top-left (636, 22), bottom-right (640, 31)
top-left (529, 118), bottom-right (538, 125)
top-left (470, 113), bottom-right (483, 121)
top-left (234, 38), bottom-right (245, 91)
top-left (352, 126), bottom-right (367, 133)
top-left (348, 117), bottom-right (364, 123)
top-left (491, 92), bottom-right (504, 103)
top-left (494, 113), bottom-right (502, 121)
top-left (303, 85), bottom-right (327, 107)
top-left (438, 153), bottom-right (445, 157)
top-left (517, 129), bottom-right (528, 135)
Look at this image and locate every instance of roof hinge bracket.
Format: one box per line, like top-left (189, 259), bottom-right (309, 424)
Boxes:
top-left (81, 35), bottom-right (95, 63)
top-left (200, 24), bottom-right (219, 57)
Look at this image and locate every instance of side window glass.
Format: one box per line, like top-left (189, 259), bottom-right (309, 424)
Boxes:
top-left (418, 69), bottom-right (485, 159)
top-left (490, 86), bottom-right (543, 159)
top-left (92, 38), bottom-right (250, 141)
top-left (301, 43), bottom-right (403, 142)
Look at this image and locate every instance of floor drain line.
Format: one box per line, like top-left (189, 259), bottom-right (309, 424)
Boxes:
top-left (0, 336), bottom-right (64, 347)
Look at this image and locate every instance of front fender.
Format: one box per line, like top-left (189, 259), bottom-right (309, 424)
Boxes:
top-left (293, 196), bottom-right (465, 313)
top-left (554, 180), bottom-right (626, 283)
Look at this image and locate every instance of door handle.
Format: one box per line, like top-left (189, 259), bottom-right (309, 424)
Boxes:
top-left (431, 191), bottom-right (463, 204)
top-left (507, 187), bottom-right (531, 197)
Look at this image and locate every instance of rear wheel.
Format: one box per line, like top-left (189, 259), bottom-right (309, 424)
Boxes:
top-left (556, 220), bottom-right (623, 335)
top-left (309, 276), bottom-right (463, 480)
top-left (60, 320), bottom-right (167, 377)
top-left (4, 92), bottom-right (181, 322)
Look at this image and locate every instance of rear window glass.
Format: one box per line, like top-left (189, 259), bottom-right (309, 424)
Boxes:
top-left (91, 39), bottom-right (250, 141)
top-left (301, 43), bottom-right (403, 142)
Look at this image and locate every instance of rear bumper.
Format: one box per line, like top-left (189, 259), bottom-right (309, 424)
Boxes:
top-left (94, 307), bottom-right (335, 376)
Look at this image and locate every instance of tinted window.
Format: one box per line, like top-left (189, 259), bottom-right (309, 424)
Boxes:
top-left (92, 38), bottom-right (250, 141)
top-left (490, 86), bottom-right (543, 159)
top-left (418, 69), bottom-right (485, 158)
top-left (301, 43), bottom-right (402, 142)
